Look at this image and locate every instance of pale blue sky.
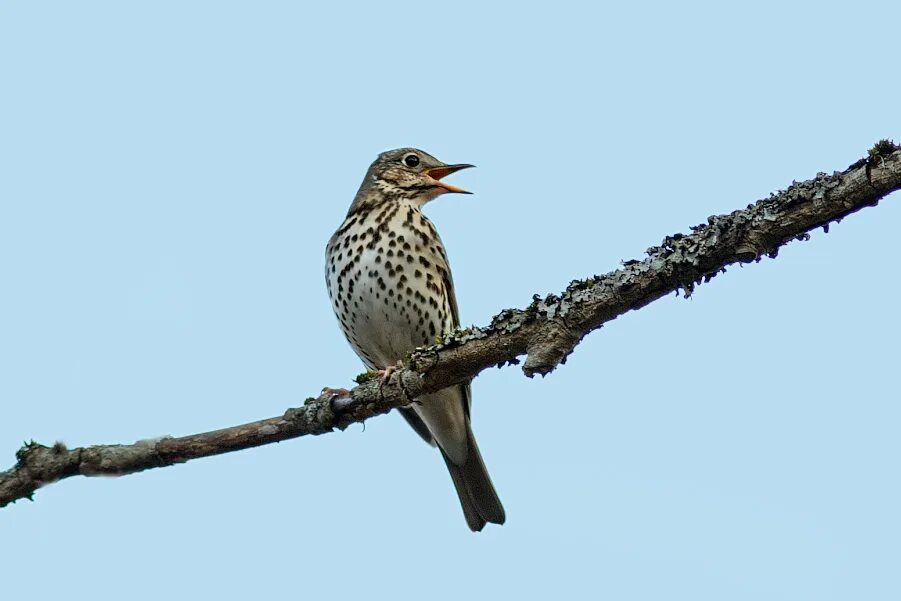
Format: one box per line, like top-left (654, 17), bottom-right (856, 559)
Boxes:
top-left (2, 2), bottom-right (899, 599)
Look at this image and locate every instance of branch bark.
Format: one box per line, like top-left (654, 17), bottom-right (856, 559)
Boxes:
top-left (3, 143), bottom-right (900, 509)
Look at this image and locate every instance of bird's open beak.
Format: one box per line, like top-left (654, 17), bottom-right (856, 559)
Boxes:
top-left (426, 164), bottom-right (474, 194)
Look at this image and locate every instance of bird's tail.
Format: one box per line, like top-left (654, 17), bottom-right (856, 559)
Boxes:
top-left (440, 424), bottom-right (505, 532)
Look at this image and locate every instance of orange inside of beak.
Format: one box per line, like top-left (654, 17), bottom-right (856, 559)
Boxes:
top-left (426, 164), bottom-right (474, 194)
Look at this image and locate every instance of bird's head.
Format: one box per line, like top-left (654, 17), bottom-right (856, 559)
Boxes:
top-left (348, 148), bottom-right (473, 215)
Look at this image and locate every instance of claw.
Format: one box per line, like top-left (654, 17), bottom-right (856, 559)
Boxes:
top-left (377, 366), bottom-right (396, 382)
top-left (376, 360), bottom-right (405, 384)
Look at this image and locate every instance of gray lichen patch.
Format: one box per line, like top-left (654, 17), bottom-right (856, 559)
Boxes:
top-left (1, 146), bottom-right (899, 511)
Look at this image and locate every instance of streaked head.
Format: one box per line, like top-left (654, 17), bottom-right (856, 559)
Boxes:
top-left (348, 148), bottom-right (473, 215)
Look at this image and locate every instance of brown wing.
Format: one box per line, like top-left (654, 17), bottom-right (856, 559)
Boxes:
top-left (401, 227), bottom-right (472, 443)
top-left (434, 238), bottom-right (473, 415)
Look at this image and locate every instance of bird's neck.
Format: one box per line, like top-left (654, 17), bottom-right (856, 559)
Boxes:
top-left (347, 183), bottom-right (431, 217)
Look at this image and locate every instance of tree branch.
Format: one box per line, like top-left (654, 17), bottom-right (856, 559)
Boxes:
top-left (3, 142), bottom-right (900, 509)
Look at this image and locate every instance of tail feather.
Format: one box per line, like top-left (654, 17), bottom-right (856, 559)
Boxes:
top-left (440, 425), bottom-right (505, 532)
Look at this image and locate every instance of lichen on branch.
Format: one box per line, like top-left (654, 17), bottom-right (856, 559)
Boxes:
top-left (2, 143), bottom-right (899, 509)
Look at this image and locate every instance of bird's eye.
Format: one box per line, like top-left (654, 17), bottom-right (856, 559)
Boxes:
top-left (403, 154), bottom-right (420, 168)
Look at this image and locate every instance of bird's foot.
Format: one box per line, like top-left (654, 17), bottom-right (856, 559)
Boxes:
top-left (376, 360), bottom-right (405, 383)
top-left (322, 387), bottom-right (353, 411)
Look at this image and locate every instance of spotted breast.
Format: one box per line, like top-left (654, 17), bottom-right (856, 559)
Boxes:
top-left (326, 200), bottom-right (455, 370)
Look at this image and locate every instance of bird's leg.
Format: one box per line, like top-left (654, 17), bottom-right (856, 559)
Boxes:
top-left (322, 387), bottom-right (354, 411)
top-left (376, 360), bottom-right (405, 383)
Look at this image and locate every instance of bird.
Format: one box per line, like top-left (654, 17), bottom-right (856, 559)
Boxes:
top-left (325, 148), bottom-right (505, 531)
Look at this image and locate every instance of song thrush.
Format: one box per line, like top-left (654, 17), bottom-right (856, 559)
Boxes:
top-left (325, 148), bottom-right (505, 531)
